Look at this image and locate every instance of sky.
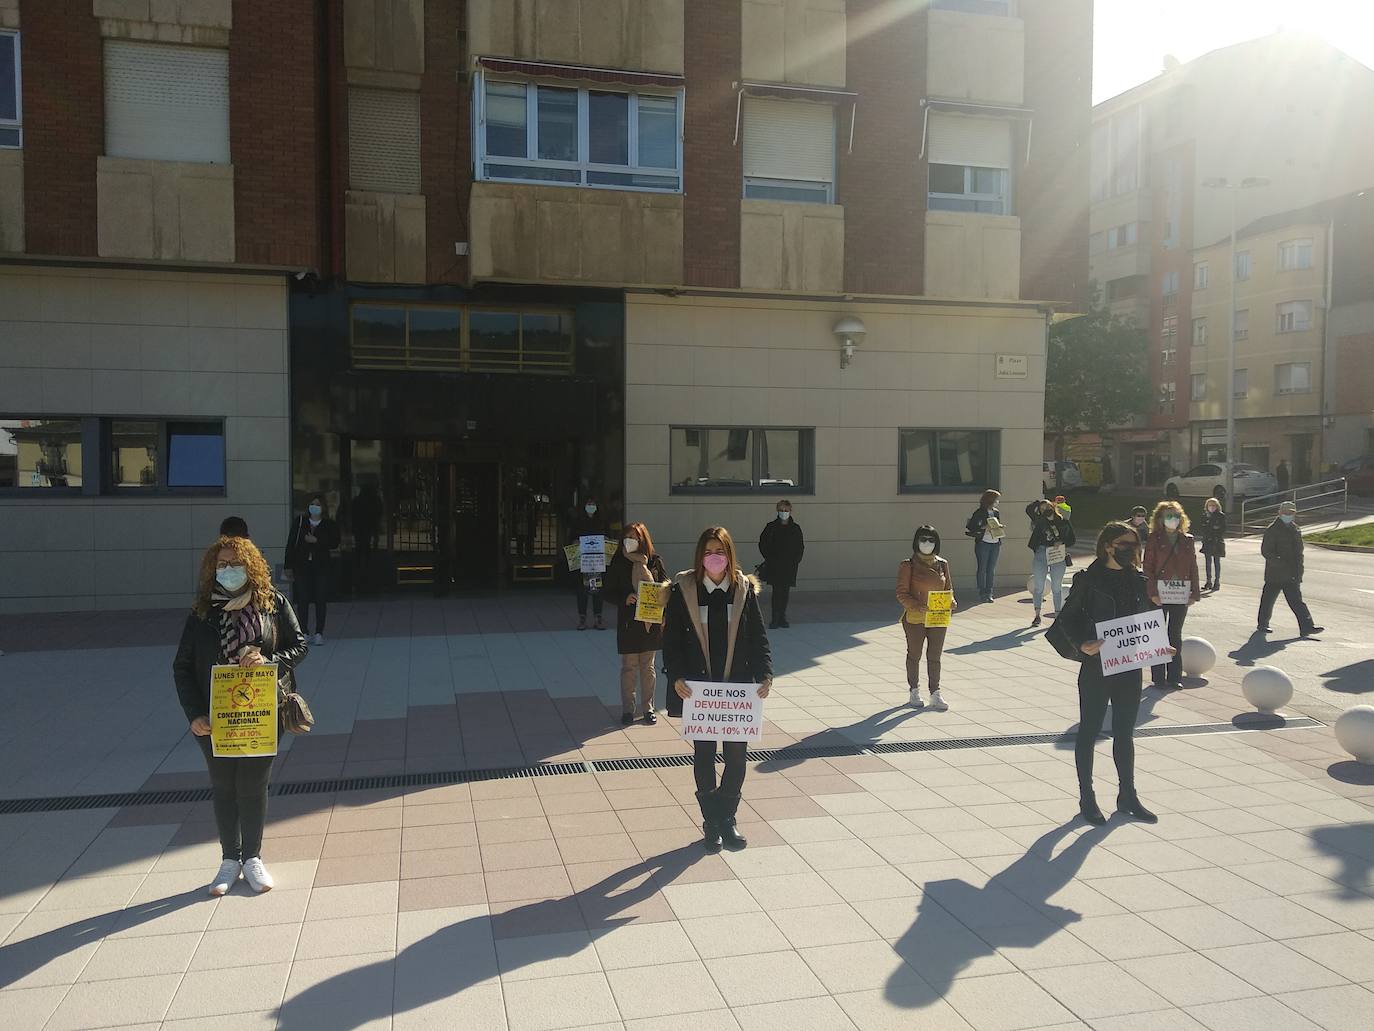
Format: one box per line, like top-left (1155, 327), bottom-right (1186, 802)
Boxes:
top-left (1092, 0), bottom-right (1374, 103)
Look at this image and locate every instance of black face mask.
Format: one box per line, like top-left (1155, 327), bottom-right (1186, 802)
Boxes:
top-left (1112, 545), bottom-right (1137, 567)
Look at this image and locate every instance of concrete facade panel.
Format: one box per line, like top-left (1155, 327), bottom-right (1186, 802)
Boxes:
top-left (96, 158), bottom-right (235, 263)
top-left (926, 9), bottom-right (1023, 105)
top-left (469, 0), bottom-right (685, 74)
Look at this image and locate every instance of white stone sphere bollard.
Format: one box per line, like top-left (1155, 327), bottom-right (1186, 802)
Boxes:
top-left (1241, 666), bottom-right (1293, 714)
top-left (1180, 637), bottom-right (1216, 677)
top-left (1335, 706), bottom-right (1374, 764)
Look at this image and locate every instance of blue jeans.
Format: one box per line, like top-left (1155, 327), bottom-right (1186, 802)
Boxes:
top-left (1030, 546), bottom-right (1065, 613)
top-left (1205, 554), bottom-right (1221, 583)
top-left (974, 540), bottom-right (1001, 598)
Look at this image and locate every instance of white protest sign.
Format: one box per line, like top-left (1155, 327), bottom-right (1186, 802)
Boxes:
top-left (1045, 544), bottom-right (1067, 566)
top-left (1094, 609), bottom-right (1172, 675)
top-left (680, 681), bottom-right (763, 743)
top-left (1157, 579), bottom-right (1190, 605)
top-left (579, 534), bottom-right (607, 575)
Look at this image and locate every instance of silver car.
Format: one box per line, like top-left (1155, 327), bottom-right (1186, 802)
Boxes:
top-left (1164, 462), bottom-right (1279, 503)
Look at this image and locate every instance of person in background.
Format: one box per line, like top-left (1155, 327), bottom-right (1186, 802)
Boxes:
top-left (285, 496), bottom-right (340, 645)
top-left (896, 525), bottom-right (955, 711)
top-left (1058, 522), bottom-right (1168, 825)
top-left (965, 489), bottom-right (1004, 603)
top-left (219, 516), bottom-right (249, 539)
top-left (351, 483), bottom-right (383, 594)
top-left (1258, 501), bottom-right (1323, 637)
top-left (758, 500), bottom-right (804, 629)
top-left (569, 496), bottom-right (608, 631)
top-left (1127, 506), bottom-right (1149, 544)
top-left (1026, 498), bottom-right (1075, 627)
top-left (1142, 500), bottom-right (1200, 689)
top-left (1198, 497), bottom-right (1227, 592)
top-left (1055, 497), bottom-right (1075, 567)
top-left (602, 521), bottom-right (669, 725)
top-left (1277, 459), bottom-right (1291, 493)
top-left (173, 534), bottom-right (308, 895)
top-left (664, 527), bottom-right (772, 853)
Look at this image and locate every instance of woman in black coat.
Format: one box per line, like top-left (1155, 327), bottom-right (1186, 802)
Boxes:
top-left (664, 526), bottom-right (772, 852)
top-left (602, 521), bottom-right (670, 725)
top-left (1198, 497), bottom-right (1227, 591)
top-left (758, 500), bottom-right (804, 628)
top-left (174, 535), bottom-right (308, 896)
top-left (285, 495), bottom-right (340, 644)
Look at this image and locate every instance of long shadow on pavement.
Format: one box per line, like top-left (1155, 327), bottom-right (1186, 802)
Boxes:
top-left (1320, 659), bottom-right (1374, 695)
top-left (1309, 822), bottom-right (1374, 898)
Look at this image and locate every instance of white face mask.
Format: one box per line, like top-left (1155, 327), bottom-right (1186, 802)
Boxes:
top-left (621, 537), bottom-right (638, 554)
top-left (917, 541), bottom-right (936, 555)
top-left (1164, 516), bottom-right (1180, 530)
top-left (584, 505), bottom-right (597, 515)
top-left (777, 511), bottom-right (790, 521)
top-left (1206, 506), bottom-right (1218, 514)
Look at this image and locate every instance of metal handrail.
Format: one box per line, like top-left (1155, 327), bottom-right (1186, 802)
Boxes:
top-left (1240, 477), bottom-right (1348, 535)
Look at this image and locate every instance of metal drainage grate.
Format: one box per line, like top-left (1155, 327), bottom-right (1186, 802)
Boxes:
top-left (0, 718), bottom-right (1326, 815)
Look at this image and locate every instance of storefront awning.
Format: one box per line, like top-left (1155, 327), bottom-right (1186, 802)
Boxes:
top-left (919, 97), bottom-right (1035, 165)
top-left (474, 56), bottom-right (684, 89)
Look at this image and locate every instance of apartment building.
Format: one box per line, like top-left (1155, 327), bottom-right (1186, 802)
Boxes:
top-left (1085, 33), bottom-right (1374, 486)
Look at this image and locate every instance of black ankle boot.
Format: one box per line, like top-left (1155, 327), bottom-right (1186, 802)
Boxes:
top-left (1116, 791), bottom-right (1158, 823)
top-left (1079, 791), bottom-right (1107, 825)
top-left (715, 792), bottom-right (748, 851)
top-left (696, 791), bottom-right (722, 853)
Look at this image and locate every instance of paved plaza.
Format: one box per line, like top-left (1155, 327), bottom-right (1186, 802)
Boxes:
top-left (2, 540), bottom-right (1373, 1030)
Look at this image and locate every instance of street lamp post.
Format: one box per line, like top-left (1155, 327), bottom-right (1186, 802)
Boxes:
top-left (1201, 176), bottom-right (1269, 508)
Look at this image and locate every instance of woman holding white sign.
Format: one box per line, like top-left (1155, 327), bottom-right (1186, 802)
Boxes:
top-left (664, 527), bottom-right (773, 852)
top-left (173, 535), bottom-right (309, 896)
top-left (1026, 499), bottom-right (1075, 627)
top-left (1141, 500), bottom-right (1200, 690)
top-left (603, 521), bottom-right (670, 726)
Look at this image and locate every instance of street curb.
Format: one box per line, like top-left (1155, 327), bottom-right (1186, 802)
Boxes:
top-left (1306, 541), bottom-right (1374, 554)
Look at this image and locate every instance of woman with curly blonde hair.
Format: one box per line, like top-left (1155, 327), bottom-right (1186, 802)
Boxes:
top-left (174, 535), bottom-right (308, 896)
top-left (1142, 499), bottom-right (1200, 690)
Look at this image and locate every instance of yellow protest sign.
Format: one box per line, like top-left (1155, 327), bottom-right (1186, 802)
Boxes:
top-left (210, 663), bottom-right (279, 758)
top-left (564, 543), bottom-right (581, 571)
top-left (635, 582), bottom-right (669, 624)
top-left (924, 590), bottom-right (953, 628)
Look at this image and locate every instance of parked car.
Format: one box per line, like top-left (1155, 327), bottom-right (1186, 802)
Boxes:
top-left (1340, 455), bottom-right (1374, 495)
top-left (1042, 460), bottom-right (1082, 494)
top-left (1164, 462), bottom-right (1278, 503)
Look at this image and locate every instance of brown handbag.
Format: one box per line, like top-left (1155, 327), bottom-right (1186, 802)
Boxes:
top-left (278, 679), bottom-right (316, 736)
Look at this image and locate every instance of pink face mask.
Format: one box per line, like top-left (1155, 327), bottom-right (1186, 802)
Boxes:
top-left (703, 554), bottom-right (729, 578)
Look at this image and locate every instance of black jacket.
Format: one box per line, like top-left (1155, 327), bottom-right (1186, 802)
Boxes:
top-left (662, 571), bottom-right (772, 717)
top-left (285, 516), bottom-right (341, 573)
top-left (602, 552), bottom-right (670, 654)
top-left (1197, 510), bottom-right (1227, 557)
top-left (1061, 559), bottom-right (1153, 655)
top-left (1261, 519), bottom-right (1304, 583)
top-left (758, 519), bottom-right (805, 587)
top-left (172, 591), bottom-right (309, 723)
top-left (1025, 502), bottom-right (1076, 552)
top-left (965, 506), bottom-right (1001, 540)
top-left (567, 510), bottom-right (608, 544)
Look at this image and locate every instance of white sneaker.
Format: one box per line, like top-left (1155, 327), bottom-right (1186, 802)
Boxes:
top-left (909, 688), bottom-right (924, 709)
top-left (312, 632), bottom-right (324, 646)
top-left (242, 856), bottom-right (274, 893)
top-left (929, 690), bottom-right (949, 712)
top-left (208, 859), bottom-right (241, 897)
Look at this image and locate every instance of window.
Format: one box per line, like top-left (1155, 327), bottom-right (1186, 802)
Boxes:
top-left (1161, 270), bottom-right (1179, 310)
top-left (1106, 222), bottom-right (1139, 249)
top-left (1193, 262), bottom-right (1209, 290)
top-left (1161, 314), bottom-right (1178, 345)
top-left (348, 87), bottom-right (421, 193)
top-left (1233, 308), bottom-right (1249, 340)
top-left (931, 0), bottom-right (1012, 13)
top-left (927, 113), bottom-right (1012, 214)
top-left (1158, 382), bottom-right (1177, 413)
top-left (1192, 317), bottom-right (1207, 347)
top-left (1233, 369), bottom-right (1248, 398)
top-left (167, 422), bottom-right (226, 487)
top-left (1276, 300), bottom-right (1313, 333)
top-left (475, 75), bottom-right (682, 192)
top-left (104, 41), bottom-right (229, 163)
top-left (1278, 238), bottom-right (1313, 271)
top-left (670, 427), bottom-right (815, 494)
top-left (1190, 374), bottom-right (1207, 401)
top-left (350, 304), bottom-right (574, 373)
top-left (1234, 250), bottom-right (1251, 281)
top-left (1276, 362), bottom-right (1312, 395)
top-left (1110, 106), bottom-right (1139, 196)
top-left (1161, 347), bottom-right (1177, 366)
top-left (743, 98), bottom-right (835, 203)
top-left (898, 429), bottom-right (999, 493)
top-left (0, 419), bottom-right (83, 489)
top-left (0, 30), bottom-right (20, 148)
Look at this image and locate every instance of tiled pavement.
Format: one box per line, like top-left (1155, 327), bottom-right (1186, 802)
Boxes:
top-left (3, 566), bottom-right (1374, 1030)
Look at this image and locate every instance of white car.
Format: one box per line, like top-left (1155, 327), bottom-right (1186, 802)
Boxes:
top-left (1164, 462), bottom-right (1279, 503)
top-left (1042, 460), bottom-right (1082, 495)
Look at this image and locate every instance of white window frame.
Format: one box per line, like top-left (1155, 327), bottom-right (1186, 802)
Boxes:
top-left (1161, 347), bottom-right (1177, 366)
top-left (1276, 300), bottom-right (1312, 334)
top-left (0, 30), bottom-right (21, 149)
top-left (1233, 308), bottom-right (1249, 340)
top-left (1193, 262), bottom-right (1209, 290)
top-left (1190, 373), bottom-right (1206, 401)
top-left (1192, 317), bottom-right (1207, 347)
top-left (1233, 369), bottom-right (1248, 398)
top-left (1275, 362), bottom-right (1312, 395)
top-left (473, 73), bottom-right (683, 194)
top-left (928, 164), bottom-right (1010, 215)
top-left (1234, 250), bottom-right (1251, 281)
top-left (1278, 238), bottom-right (1313, 272)
top-left (743, 176), bottom-right (833, 204)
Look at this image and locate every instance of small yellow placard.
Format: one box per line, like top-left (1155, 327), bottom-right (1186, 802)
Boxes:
top-left (635, 582), bottom-right (669, 624)
top-left (924, 590), bottom-right (953, 628)
top-left (564, 543), bottom-right (582, 571)
top-left (210, 663), bottom-right (279, 758)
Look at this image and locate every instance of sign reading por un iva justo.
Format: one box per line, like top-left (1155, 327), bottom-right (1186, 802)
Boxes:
top-left (680, 682), bottom-right (764, 742)
top-left (1095, 610), bottom-right (1171, 675)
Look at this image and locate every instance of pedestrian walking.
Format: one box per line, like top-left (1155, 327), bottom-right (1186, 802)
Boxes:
top-left (1127, 505), bottom-right (1149, 544)
top-left (351, 483), bottom-right (383, 593)
top-left (569, 496), bottom-right (608, 631)
top-left (173, 534), bottom-right (308, 896)
top-left (1055, 522), bottom-right (1170, 825)
top-left (285, 496), bottom-right (340, 645)
top-left (1257, 501), bottom-right (1324, 637)
top-left (758, 500), bottom-right (804, 628)
top-left (664, 527), bottom-right (772, 853)
top-left (1198, 497), bottom-right (1227, 591)
top-left (1142, 500), bottom-right (1200, 689)
top-left (1026, 498), bottom-right (1076, 627)
top-left (965, 489), bottom-right (1004, 602)
top-left (1277, 459), bottom-right (1291, 492)
top-left (896, 525), bottom-right (955, 711)
top-left (602, 521), bottom-right (669, 725)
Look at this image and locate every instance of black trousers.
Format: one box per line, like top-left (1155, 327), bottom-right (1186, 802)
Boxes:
top-left (1075, 663), bottom-right (1142, 798)
top-left (196, 735), bottom-right (274, 862)
top-left (293, 563), bottom-right (330, 633)
top-left (694, 740), bottom-right (747, 797)
top-left (1151, 603), bottom-right (1187, 684)
top-left (1258, 579), bottom-right (1315, 632)
top-left (771, 585), bottom-right (791, 623)
top-left (575, 578), bottom-right (603, 618)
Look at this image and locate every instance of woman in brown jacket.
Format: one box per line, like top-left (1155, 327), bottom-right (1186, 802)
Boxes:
top-left (1141, 500), bottom-right (1201, 689)
top-left (896, 525), bottom-right (956, 711)
top-left (602, 521), bottom-right (670, 725)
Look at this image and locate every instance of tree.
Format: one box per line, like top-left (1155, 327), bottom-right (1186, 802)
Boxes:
top-left (1044, 284), bottom-right (1150, 488)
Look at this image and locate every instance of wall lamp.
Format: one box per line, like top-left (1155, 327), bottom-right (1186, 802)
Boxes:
top-left (833, 315), bottom-right (866, 369)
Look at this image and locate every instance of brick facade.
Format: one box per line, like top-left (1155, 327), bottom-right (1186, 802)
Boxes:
top-left (1147, 140), bottom-right (1195, 431)
top-left (22, 0), bottom-right (102, 257)
top-left (841, 0), bottom-right (923, 297)
top-left (682, 0), bottom-right (741, 289)
top-left (423, 0), bottom-right (469, 285)
top-left (1334, 333), bottom-right (1374, 416)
